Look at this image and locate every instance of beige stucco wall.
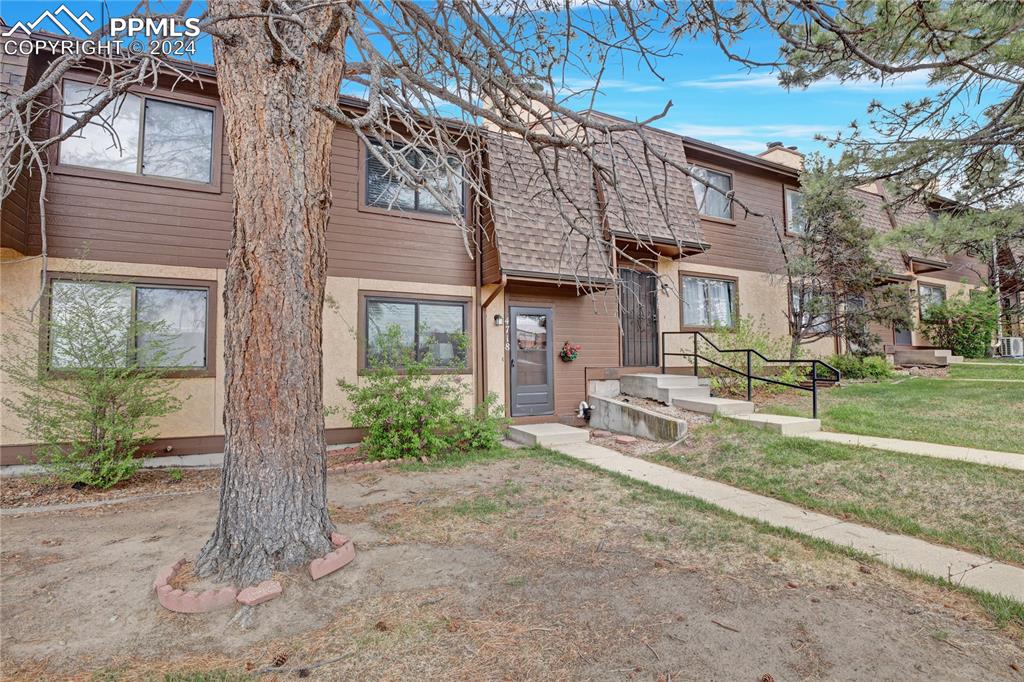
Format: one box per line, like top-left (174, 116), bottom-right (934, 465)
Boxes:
top-left (480, 283), bottom-right (508, 405)
top-left (0, 254), bottom-right (476, 447)
top-left (910, 274), bottom-right (982, 347)
top-left (657, 259), bottom-right (837, 360)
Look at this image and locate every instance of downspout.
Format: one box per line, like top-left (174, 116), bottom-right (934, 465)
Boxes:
top-left (993, 238), bottom-right (1005, 339)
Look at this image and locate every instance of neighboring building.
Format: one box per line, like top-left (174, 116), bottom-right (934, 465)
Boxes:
top-left (0, 49), bottom-right (990, 463)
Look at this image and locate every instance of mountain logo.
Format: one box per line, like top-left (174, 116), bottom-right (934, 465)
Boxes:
top-left (3, 4), bottom-right (95, 37)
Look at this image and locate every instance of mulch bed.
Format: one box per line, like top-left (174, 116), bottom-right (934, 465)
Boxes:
top-left (1, 446), bottom-right (370, 509)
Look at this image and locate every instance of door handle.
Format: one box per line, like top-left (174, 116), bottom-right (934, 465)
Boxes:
top-left (510, 358), bottom-right (516, 367)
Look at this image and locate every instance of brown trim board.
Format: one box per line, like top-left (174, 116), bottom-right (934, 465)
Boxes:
top-left (1, 428), bottom-right (365, 466)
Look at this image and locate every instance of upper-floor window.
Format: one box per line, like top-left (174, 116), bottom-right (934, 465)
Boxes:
top-left (364, 296), bottom-right (468, 370)
top-left (785, 188), bottom-right (807, 234)
top-left (918, 283), bottom-right (946, 318)
top-left (690, 166), bottom-right (732, 220)
top-left (365, 140), bottom-right (464, 216)
top-left (682, 275), bottom-right (736, 328)
top-left (59, 80), bottom-right (215, 184)
top-left (48, 278), bottom-right (212, 372)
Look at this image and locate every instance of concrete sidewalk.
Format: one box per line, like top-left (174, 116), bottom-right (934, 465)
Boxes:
top-left (799, 431), bottom-right (1024, 471)
top-left (554, 441), bottom-right (1024, 602)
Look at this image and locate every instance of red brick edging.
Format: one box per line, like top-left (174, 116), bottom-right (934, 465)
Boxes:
top-left (153, 532), bottom-right (357, 613)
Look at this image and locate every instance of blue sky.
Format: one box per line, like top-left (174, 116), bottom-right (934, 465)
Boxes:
top-left (1, 0), bottom-right (943, 158)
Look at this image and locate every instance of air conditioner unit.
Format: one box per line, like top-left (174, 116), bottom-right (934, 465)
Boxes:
top-left (998, 336), bottom-right (1024, 358)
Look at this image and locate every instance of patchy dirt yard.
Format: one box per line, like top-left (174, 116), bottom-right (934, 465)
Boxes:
top-left (2, 454), bottom-right (1022, 680)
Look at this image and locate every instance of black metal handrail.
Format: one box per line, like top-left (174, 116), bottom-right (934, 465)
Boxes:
top-left (660, 331), bottom-right (841, 419)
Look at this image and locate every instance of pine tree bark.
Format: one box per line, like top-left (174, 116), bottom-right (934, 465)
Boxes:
top-left (195, 2), bottom-right (346, 585)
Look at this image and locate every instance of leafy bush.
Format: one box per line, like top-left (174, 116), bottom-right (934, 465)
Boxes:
top-left (700, 316), bottom-right (808, 397)
top-left (1, 275), bottom-right (185, 488)
top-left (339, 326), bottom-right (508, 460)
top-left (826, 354), bottom-right (893, 381)
top-left (920, 290), bottom-right (998, 358)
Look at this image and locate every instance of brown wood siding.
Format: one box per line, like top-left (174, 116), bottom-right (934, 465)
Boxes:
top-left (21, 79), bottom-right (473, 285)
top-left (1, 48), bottom-right (34, 254)
top-left (927, 254), bottom-right (988, 286)
top-left (507, 283), bottom-right (619, 420)
top-left (679, 149), bottom-right (788, 274)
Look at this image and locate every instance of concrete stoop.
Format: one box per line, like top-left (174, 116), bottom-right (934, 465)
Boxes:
top-left (588, 395), bottom-right (688, 442)
top-left (507, 423), bottom-right (590, 448)
top-left (727, 413), bottom-right (822, 435)
top-left (618, 373), bottom-right (711, 404)
top-left (671, 396), bottom-right (755, 416)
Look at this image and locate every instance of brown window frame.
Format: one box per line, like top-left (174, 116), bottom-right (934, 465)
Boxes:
top-left (52, 74), bottom-right (223, 194)
top-left (358, 138), bottom-right (467, 222)
top-left (41, 272), bottom-right (217, 379)
top-left (918, 282), bottom-right (947, 319)
top-left (357, 291), bottom-right (473, 375)
top-left (679, 271), bottom-right (739, 331)
top-left (690, 165), bottom-right (734, 222)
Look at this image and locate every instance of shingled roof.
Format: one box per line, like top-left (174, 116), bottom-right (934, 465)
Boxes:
top-left (587, 113), bottom-right (705, 250)
top-left (485, 134), bottom-right (613, 283)
top-left (854, 188), bottom-right (911, 278)
top-left (483, 116), bottom-right (706, 282)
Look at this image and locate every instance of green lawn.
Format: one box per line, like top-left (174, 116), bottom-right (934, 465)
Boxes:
top-left (962, 357), bottom-right (1024, 364)
top-left (949, 363), bottom-right (1024, 381)
top-left (655, 420), bottom-right (1024, 565)
top-left (762, 378), bottom-right (1024, 452)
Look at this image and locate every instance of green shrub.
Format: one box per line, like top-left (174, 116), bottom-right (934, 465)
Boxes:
top-left (167, 467), bottom-right (184, 483)
top-left (339, 326), bottom-right (508, 460)
top-left (860, 356), bottom-right (894, 379)
top-left (826, 354), bottom-right (893, 380)
top-left (1, 275), bottom-right (185, 489)
top-left (701, 316), bottom-right (807, 396)
top-left (920, 290), bottom-right (998, 358)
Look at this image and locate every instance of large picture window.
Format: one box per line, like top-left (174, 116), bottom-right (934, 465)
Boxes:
top-left (364, 296), bottom-right (469, 369)
top-left (682, 275), bottom-right (736, 328)
top-left (48, 278), bottom-right (212, 372)
top-left (365, 140), bottom-right (464, 215)
top-left (919, 283), bottom-right (946, 318)
top-left (60, 80), bottom-right (215, 183)
top-left (690, 166), bottom-right (733, 220)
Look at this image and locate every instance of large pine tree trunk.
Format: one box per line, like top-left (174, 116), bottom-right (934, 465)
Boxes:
top-left (195, 3), bottom-right (346, 585)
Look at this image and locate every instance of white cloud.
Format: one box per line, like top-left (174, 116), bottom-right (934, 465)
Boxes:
top-left (678, 70), bottom-right (934, 93)
top-left (666, 121), bottom-right (845, 155)
top-left (562, 77), bottom-right (666, 94)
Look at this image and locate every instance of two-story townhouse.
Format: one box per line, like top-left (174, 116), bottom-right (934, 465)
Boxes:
top-left (1, 52), bottom-right (481, 464)
top-left (1, 47), bottom-right (992, 464)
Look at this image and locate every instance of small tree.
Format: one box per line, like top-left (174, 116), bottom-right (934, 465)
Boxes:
top-left (920, 290), bottom-right (999, 359)
top-left (780, 157), bottom-right (914, 356)
top-left (339, 325), bottom-right (506, 461)
top-left (1, 277), bottom-right (184, 488)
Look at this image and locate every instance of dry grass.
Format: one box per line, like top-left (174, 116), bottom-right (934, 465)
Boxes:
top-left (3, 455), bottom-right (1022, 681)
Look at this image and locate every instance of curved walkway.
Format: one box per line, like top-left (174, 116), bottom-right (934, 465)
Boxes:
top-left (555, 441), bottom-right (1024, 602)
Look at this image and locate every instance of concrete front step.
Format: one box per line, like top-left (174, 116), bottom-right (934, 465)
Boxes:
top-left (588, 395), bottom-right (688, 442)
top-left (671, 396), bottom-right (754, 416)
top-left (727, 413), bottom-right (821, 435)
top-left (507, 423), bottom-right (590, 447)
top-left (893, 349), bottom-right (950, 367)
top-left (619, 373), bottom-right (710, 405)
top-left (948, 355), bottom-right (964, 364)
